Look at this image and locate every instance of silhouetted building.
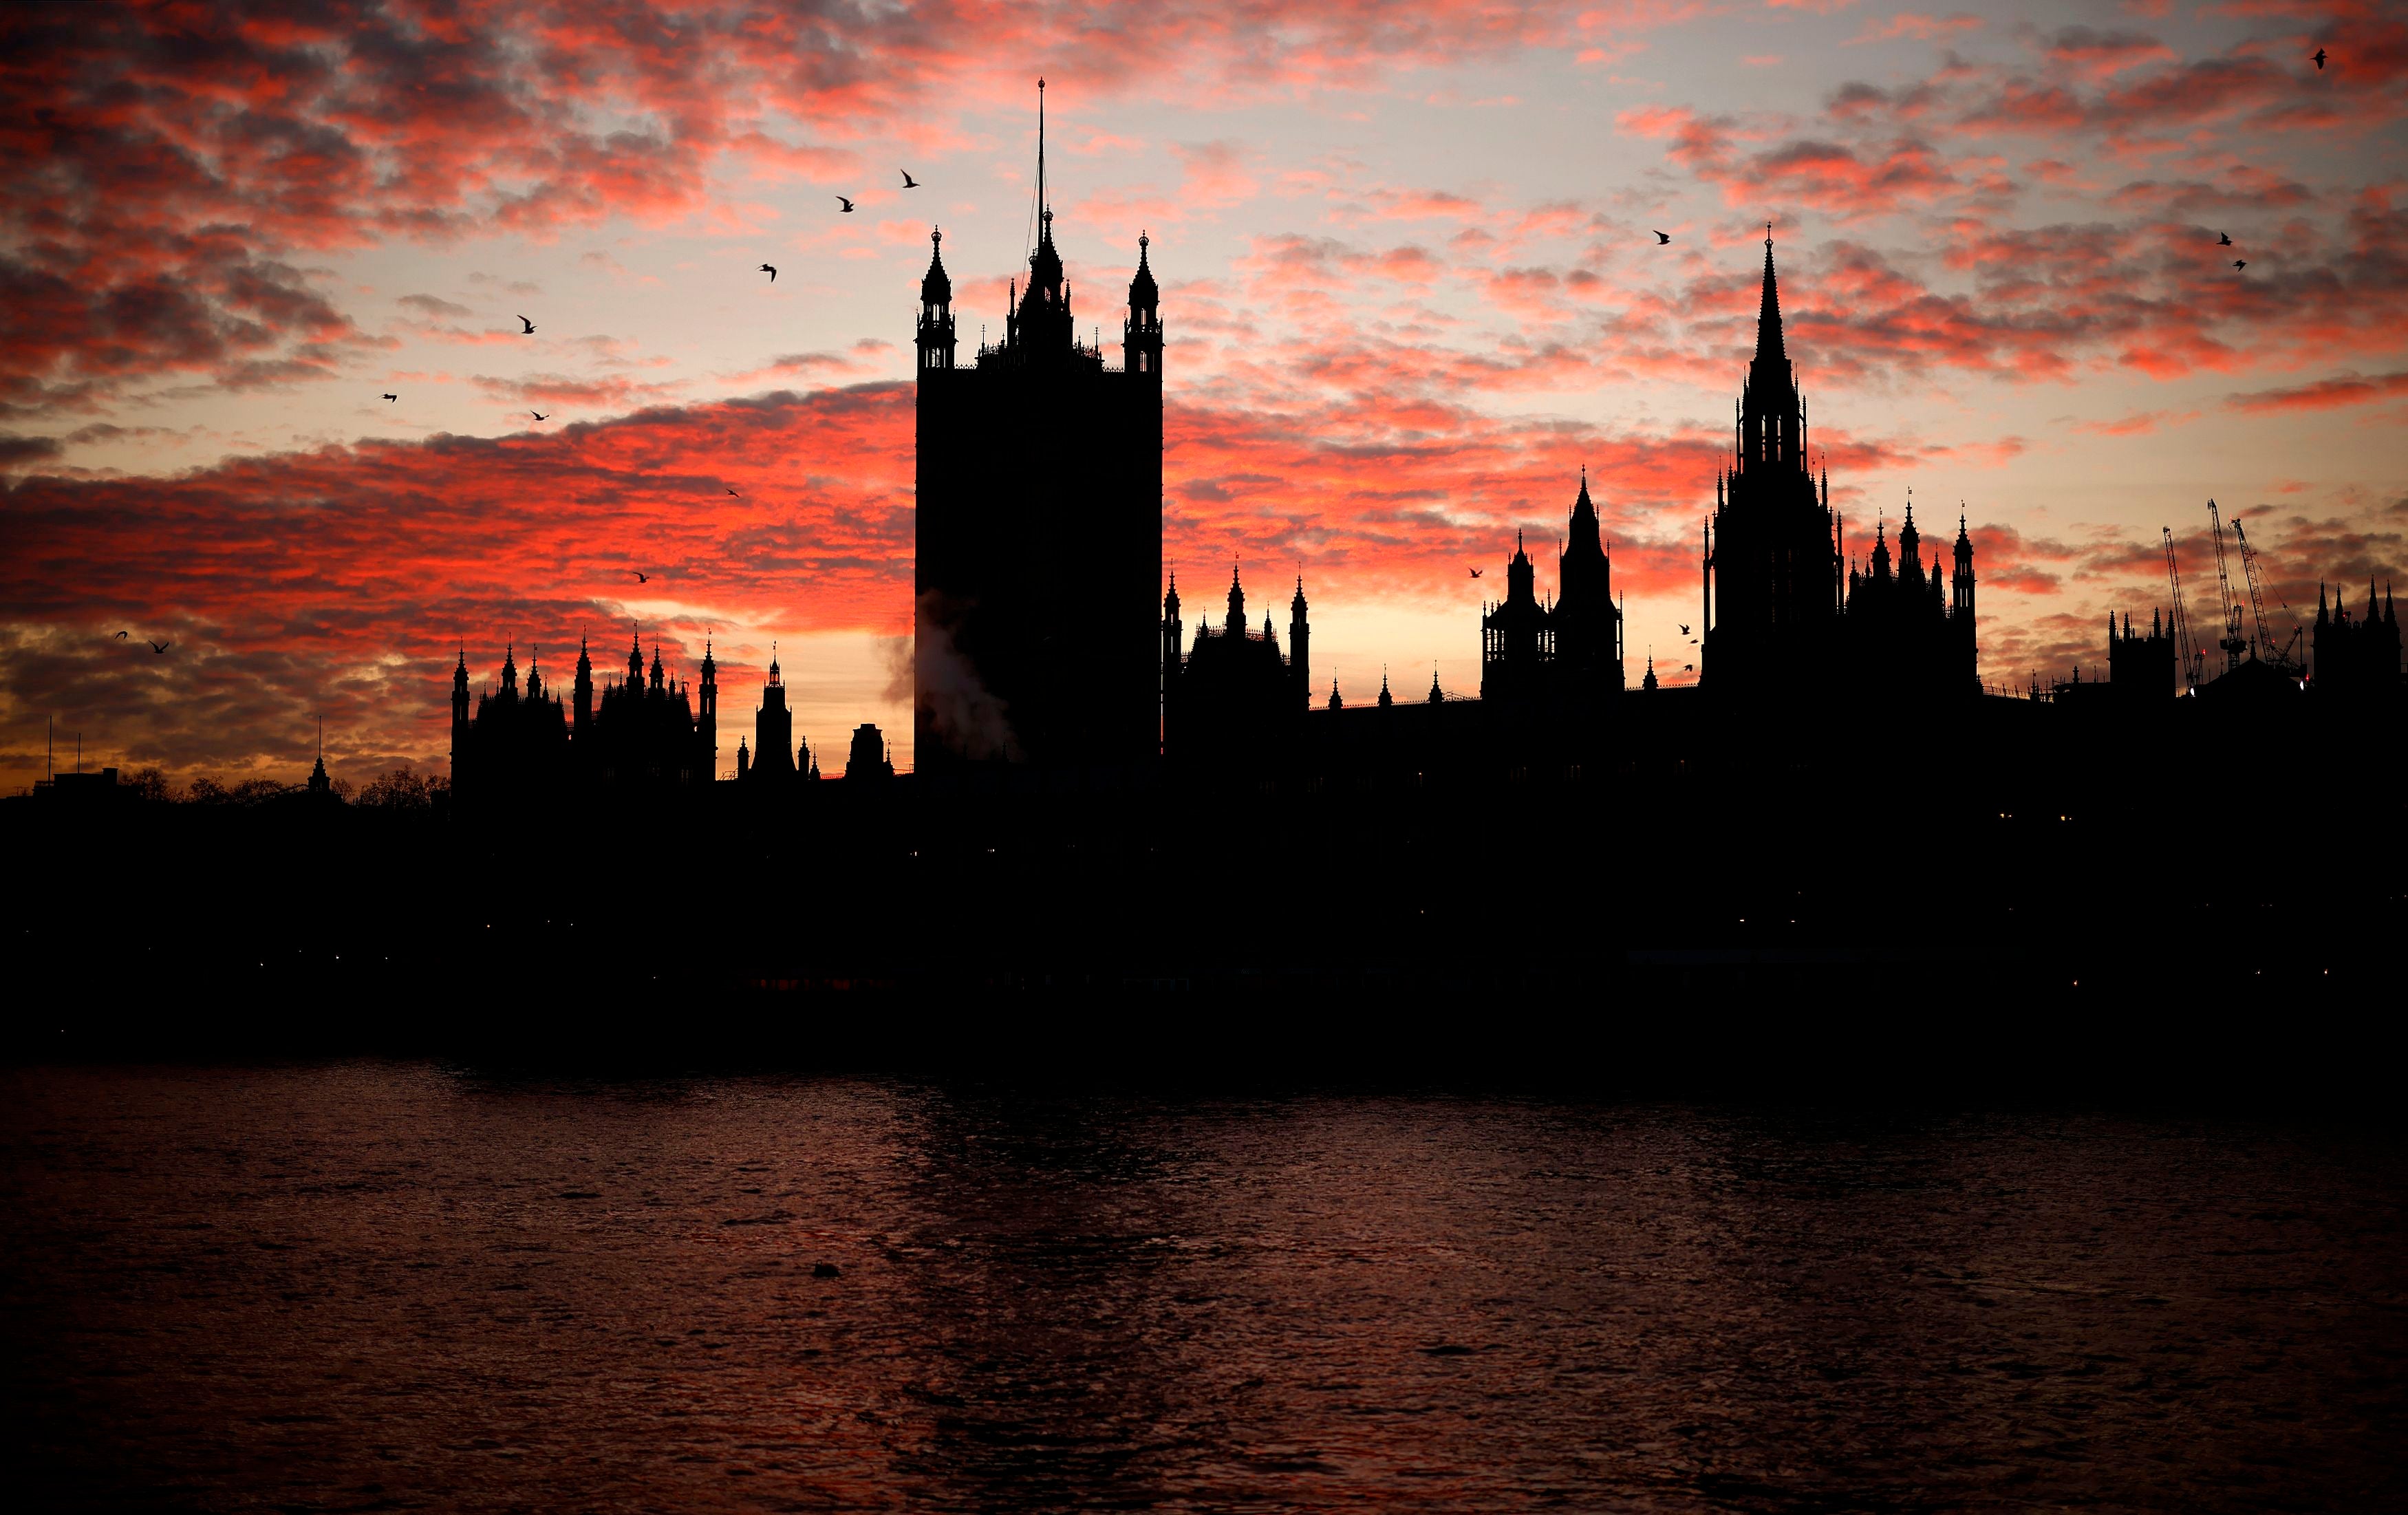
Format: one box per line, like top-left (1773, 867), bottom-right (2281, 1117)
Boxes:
top-left (846, 723), bottom-right (894, 781)
top-left (451, 632), bottom-right (713, 801)
top-left (1163, 568), bottom-right (1309, 762)
top-left (1702, 233), bottom-right (1976, 698)
top-left (451, 642), bottom-right (566, 800)
top-left (2314, 580), bottom-right (2400, 699)
top-left (914, 82), bottom-right (1161, 769)
top-left (1479, 473), bottom-right (1626, 708)
top-left (1554, 469), bottom-right (1625, 700)
top-left (2107, 609), bottom-right (2176, 700)
top-left (1841, 504), bottom-right (1977, 695)
top-left (1481, 532), bottom-right (1554, 704)
top-left (740, 647), bottom-right (809, 784)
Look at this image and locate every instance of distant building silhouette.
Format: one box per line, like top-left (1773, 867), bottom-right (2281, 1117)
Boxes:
top-left (1479, 473), bottom-right (1625, 708)
top-left (2314, 580), bottom-right (2400, 698)
top-left (1163, 568), bottom-right (1309, 762)
top-left (1841, 505), bottom-right (1977, 694)
top-left (914, 82), bottom-right (1161, 769)
top-left (1480, 532), bottom-right (1554, 704)
top-left (451, 632), bottom-right (713, 801)
top-left (2108, 610), bottom-right (2176, 700)
top-left (739, 647), bottom-right (810, 783)
top-left (1702, 233), bottom-right (1975, 698)
top-left (846, 723), bottom-right (894, 781)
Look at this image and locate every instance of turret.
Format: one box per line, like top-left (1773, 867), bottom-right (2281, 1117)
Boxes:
top-left (917, 228), bottom-right (956, 374)
top-left (698, 638), bottom-right (718, 778)
top-left (1161, 572), bottom-right (1183, 678)
top-left (1124, 232), bottom-right (1162, 380)
top-left (501, 641), bottom-right (519, 698)
top-left (648, 644), bottom-right (665, 694)
top-left (1953, 513), bottom-right (1975, 619)
top-left (1289, 576), bottom-right (1311, 711)
top-left (1225, 565), bottom-right (1246, 633)
top-left (626, 630), bottom-right (643, 688)
top-left (573, 635), bottom-right (593, 737)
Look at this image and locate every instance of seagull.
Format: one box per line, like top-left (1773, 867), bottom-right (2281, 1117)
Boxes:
top-left (116, 630), bottom-right (128, 639)
top-left (2218, 233), bottom-right (2232, 246)
top-left (1654, 230), bottom-right (1671, 245)
top-left (760, 264), bottom-right (777, 281)
top-left (727, 487), bottom-right (740, 496)
top-left (149, 640), bottom-right (170, 654)
top-left (1468, 567), bottom-right (1483, 579)
top-left (530, 411), bottom-right (547, 421)
top-left (382, 393), bottom-right (398, 402)
top-left (835, 196), bottom-right (856, 213)
top-left (901, 171), bottom-right (919, 189)
top-left (517, 314), bottom-right (535, 334)
top-left (2314, 47), bottom-right (2327, 69)
top-left (631, 570), bottom-right (649, 583)
top-left (1678, 623), bottom-right (1690, 635)
top-left (1682, 663), bottom-right (1695, 673)
top-left (2233, 259), bottom-right (2247, 270)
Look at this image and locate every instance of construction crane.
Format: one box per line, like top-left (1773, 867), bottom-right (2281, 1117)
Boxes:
top-left (2163, 526), bottom-right (2204, 691)
top-left (2206, 499), bottom-right (2250, 674)
top-left (2231, 517), bottom-right (2301, 674)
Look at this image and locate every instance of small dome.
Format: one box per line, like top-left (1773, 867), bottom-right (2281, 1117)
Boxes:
top-left (920, 227), bottom-right (951, 303)
top-left (1128, 231), bottom-right (1158, 303)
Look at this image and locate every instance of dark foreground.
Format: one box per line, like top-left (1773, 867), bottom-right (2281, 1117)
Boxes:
top-left (8, 696), bottom-right (2403, 1044)
top-left (5, 1066), bottom-right (2403, 1513)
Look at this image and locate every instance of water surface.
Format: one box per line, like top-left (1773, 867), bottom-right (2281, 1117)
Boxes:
top-left (6, 1065), bottom-right (2402, 1511)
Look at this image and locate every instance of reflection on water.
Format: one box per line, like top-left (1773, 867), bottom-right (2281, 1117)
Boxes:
top-left (4, 1066), bottom-right (2403, 1512)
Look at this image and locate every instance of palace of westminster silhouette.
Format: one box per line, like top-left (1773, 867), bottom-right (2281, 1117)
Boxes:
top-left (444, 102), bottom-right (2398, 804)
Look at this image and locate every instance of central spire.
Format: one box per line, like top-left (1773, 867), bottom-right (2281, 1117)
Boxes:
top-left (1756, 224), bottom-right (1785, 363)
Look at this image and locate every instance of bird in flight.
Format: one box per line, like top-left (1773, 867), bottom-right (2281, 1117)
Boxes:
top-left (2218, 233), bottom-right (2232, 246)
top-left (517, 314), bottom-right (535, 334)
top-left (116, 630), bottom-right (128, 638)
top-left (382, 392), bottom-right (398, 402)
top-left (1682, 663), bottom-right (1695, 673)
top-left (2314, 47), bottom-right (2327, 69)
top-left (1654, 230), bottom-right (1671, 245)
top-left (1468, 567), bottom-right (1483, 579)
top-left (2233, 259), bottom-right (2248, 270)
top-left (835, 196), bottom-right (856, 213)
top-left (1678, 623), bottom-right (1690, 635)
top-left (631, 570), bottom-right (649, 583)
top-left (727, 487), bottom-right (740, 496)
top-left (530, 411), bottom-right (548, 421)
top-left (149, 640), bottom-right (170, 654)
top-left (901, 170), bottom-right (919, 189)
top-left (760, 264), bottom-right (777, 282)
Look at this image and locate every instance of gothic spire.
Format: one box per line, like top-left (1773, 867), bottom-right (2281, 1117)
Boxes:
top-left (1756, 224), bottom-right (1785, 363)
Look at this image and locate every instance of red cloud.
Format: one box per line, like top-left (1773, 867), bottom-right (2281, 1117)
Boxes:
top-left (2225, 369), bottom-right (2408, 412)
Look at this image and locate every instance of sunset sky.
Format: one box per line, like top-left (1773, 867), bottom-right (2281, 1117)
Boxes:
top-left (2, 0), bottom-right (2401, 787)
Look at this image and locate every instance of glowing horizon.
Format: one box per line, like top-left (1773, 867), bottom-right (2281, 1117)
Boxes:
top-left (1, 1), bottom-right (2400, 790)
